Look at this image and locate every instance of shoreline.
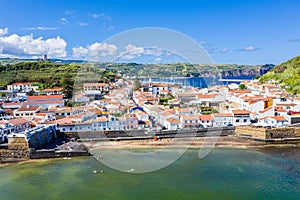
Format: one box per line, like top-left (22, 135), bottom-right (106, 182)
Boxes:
top-left (86, 136), bottom-right (300, 150)
top-left (1, 136), bottom-right (299, 165)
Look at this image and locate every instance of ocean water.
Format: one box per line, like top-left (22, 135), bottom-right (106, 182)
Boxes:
top-left (0, 148), bottom-right (299, 200)
top-left (139, 76), bottom-right (255, 88)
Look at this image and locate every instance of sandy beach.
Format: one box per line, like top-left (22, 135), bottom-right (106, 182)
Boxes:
top-left (85, 136), bottom-right (300, 150)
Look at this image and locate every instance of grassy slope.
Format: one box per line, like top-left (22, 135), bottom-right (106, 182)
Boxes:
top-left (260, 55), bottom-right (300, 94)
top-left (0, 61), bottom-right (115, 89)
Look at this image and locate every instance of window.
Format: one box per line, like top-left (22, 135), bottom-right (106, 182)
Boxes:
top-left (243, 119), bottom-right (247, 122)
top-left (236, 119), bottom-right (240, 123)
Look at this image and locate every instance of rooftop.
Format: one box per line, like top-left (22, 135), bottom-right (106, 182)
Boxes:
top-left (17, 105), bottom-right (40, 112)
top-left (9, 117), bottom-right (28, 125)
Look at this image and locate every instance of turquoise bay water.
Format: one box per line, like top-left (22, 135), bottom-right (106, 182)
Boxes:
top-left (0, 148), bottom-right (299, 200)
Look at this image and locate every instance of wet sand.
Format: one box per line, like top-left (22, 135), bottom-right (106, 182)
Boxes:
top-left (86, 136), bottom-right (300, 150)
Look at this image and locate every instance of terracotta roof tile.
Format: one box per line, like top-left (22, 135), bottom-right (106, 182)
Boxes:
top-left (199, 115), bottom-right (214, 121)
top-left (28, 95), bottom-right (63, 101)
top-left (9, 117), bottom-right (28, 125)
top-left (17, 105), bottom-right (40, 112)
top-left (232, 110), bottom-right (250, 115)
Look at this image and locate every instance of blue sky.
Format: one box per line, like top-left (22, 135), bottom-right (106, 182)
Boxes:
top-left (0, 0), bottom-right (300, 64)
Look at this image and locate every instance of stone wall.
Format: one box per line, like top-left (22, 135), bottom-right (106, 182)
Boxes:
top-left (64, 127), bottom-right (236, 141)
top-left (269, 128), bottom-right (295, 139)
top-left (235, 126), bottom-right (267, 139)
top-left (235, 126), bottom-right (300, 140)
top-left (29, 149), bottom-right (90, 159)
top-left (8, 137), bottom-right (29, 150)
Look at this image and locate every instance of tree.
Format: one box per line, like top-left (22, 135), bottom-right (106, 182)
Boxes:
top-left (133, 76), bottom-right (142, 91)
top-left (239, 83), bottom-right (246, 90)
top-left (62, 73), bottom-right (74, 99)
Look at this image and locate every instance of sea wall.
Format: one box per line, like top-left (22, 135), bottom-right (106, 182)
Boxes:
top-left (8, 137), bottom-right (29, 150)
top-left (64, 127), bottom-right (236, 141)
top-left (29, 149), bottom-right (90, 159)
top-left (235, 126), bottom-right (300, 140)
top-left (235, 126), bottom-right (267, 139)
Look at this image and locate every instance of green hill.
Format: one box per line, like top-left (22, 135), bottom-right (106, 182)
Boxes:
top-left (260, 55), bottom-right (300, 94)
top-left (0, 61), bottom-right (117, 89)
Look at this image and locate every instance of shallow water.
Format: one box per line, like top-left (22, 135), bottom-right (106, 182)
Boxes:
top-left (0, 148), bottom-right (299, 200)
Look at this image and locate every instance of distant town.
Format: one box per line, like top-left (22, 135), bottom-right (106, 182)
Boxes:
top-left (1, 62), bottom-right (300, 151)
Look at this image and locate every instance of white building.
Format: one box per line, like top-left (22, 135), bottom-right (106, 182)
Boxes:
top-left (199, 115), bottom-right (214, 128)
top-left (7, 82), bottom-right (38, 93)
top-left (0, 120), bottom-right (14, 142)
top-left (232, 110), bottom-right (251, 126)
top-left (212, 113), bottom-right (233, 127)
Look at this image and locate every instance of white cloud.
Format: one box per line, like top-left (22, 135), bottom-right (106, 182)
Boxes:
top-left (0, 27), bottom-right (8, 36)
top-left (238, 45), bottom-right (258, 52)
top-left (220, 48), bottom-right (229, 53)
top-left (72, 46), bottom-right (89, 58)
top-left (125, 44), bottom-right (144, 54)
top-left (0, 33), bottom-right (67, 58)
top-left (105, 25), bottom-right (114, 31)
top-left (119, 44), bottom-right (167, 60)
top-left (77, 22), bottom-right (89, 26)
top-left (90, 12), bottom-right (111, 21)
top-left (59, 18), bottom-right (68, 24)
top-left (22, 26), bottom-right (58, 31)
top-left (64, 10), bottom-right (77, 15)
top-left (154, 57), bottom-right (162, 62)
top-left (72, 42), bottom-right (118, 59)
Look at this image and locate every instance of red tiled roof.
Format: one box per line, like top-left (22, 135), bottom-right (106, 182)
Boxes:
top-left (181, 115), bottom-right (199, 120)
top-left (83, 83), bottom-right (108, 87)
top-left (276, 103), bottom-right (297, 107)
top-left (9, 117), bottom-right (28, 125)
top-left (197, 94), bottom-right (218, 99)
top-left (199, 115), bottom-right (214, 121)
top-left (265, 116), bottom-right (288, 121)
top-left (213, 113), bottom-right (233, 117)
top-left (42, 88), bottom-right (63, 92)
top-left (144, 120), bottom-right (151, 125)
top-left (28, 95), bottom-right (63, 101)
top-left (23, 100), bottom-right (64, 105)
top-left (167, 118), bottom-right (180, 123)
top-left (259, 106), bottom-right (273, 114)
top-left (52, 117), bottom-right (73, 125)
top-left (17, 105), bottom-right (40, 112)
top-left (152, 83), bottom-right (168, 87)
top-left (3, 102), bottom-right (21, 106)
top-left (35, 113), bottom-right (47, 117)
top-left (11, 82), bottom-right (32, 86)
top-left (232, 110), bottom-right (250, 115)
